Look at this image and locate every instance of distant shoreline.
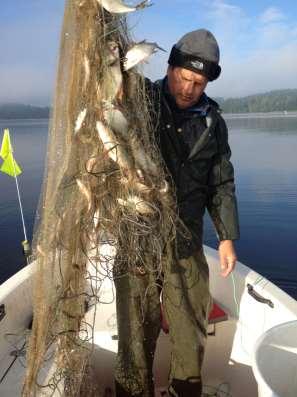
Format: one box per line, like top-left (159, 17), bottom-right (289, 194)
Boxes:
top-left (0, 117), bottom-right (50, 121)
top-left (224, 111), bottom-right (297, 119)
top-left (1, 88), bottom-right (297, 118)
top-left (0, 104), bottom-right (50, 120)
top-left (2, 112), bottom-right (297, 121)
top-left (2, 111), bottom-right (297, 120)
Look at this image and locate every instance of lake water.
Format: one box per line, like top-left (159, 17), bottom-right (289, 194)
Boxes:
top-left (0, 115), bottom-right (297, 299)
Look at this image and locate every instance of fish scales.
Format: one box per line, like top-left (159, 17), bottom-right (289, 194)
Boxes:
top-left (124, 41), bottom-right (166, 71)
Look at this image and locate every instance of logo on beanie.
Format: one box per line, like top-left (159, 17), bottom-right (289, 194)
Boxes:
top-left (191, 60), bottom-right (204, 70)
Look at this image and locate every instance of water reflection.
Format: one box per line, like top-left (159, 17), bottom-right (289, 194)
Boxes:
top-left (225, 112), bottom-right (297, 136)
top-left (205, 113), bottom-right (297, 299)
top-left (0, 117), bottom-right (296, 298)
top-left (0, 119), bottom-right (48, 282)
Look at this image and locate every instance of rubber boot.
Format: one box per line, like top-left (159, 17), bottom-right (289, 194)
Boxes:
top-left (115, 381), bottom-right (143, 397)
top-left (168, 378), bottom-right (202, 397)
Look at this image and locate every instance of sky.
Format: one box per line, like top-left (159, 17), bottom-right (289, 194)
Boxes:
top-left (1, 0), bottom-right (297, 105)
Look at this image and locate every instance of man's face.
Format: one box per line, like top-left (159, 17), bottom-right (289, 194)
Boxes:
top-left (167, 66), bottom-right (208, 109)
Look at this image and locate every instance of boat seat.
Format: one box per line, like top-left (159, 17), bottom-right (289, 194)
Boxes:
top-left (208, 302), bottom-right (228, 324)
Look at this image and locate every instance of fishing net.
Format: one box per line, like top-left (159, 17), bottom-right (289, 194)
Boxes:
top-left (22, 1), bottom-right (178, 395)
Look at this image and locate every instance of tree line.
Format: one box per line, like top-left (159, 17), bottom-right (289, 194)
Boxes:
top-left (215, 89), bottom-right (297, 113)
top-left (0, 104), bottom-right (50, 119)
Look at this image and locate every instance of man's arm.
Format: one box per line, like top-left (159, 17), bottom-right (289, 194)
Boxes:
top-left (206, 115), bottom-right (240, 277)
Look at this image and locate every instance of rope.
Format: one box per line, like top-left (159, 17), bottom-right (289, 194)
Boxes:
top-left (231, 272), bottom-right (239, 317)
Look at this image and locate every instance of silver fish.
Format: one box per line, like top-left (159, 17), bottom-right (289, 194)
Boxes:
top-left (83, 55), bottom-right (90, 89)
top-left (130, 130), bottom-right (158, 176)
top-left (124, 40), bottom-right (165, 71)
top-left (96, 121), bottom-right (133, 170)
top-left (103, 42), bottom-right (123, 101)
top-left (76, 178), bottom-right (92, 212)
top-left (93, 209), bottom-right (100, 229)
top-left (104, 62), bottom-right (123, 102)
top-left (103, 101), bottom-right (129, 136)
top-left (159, 180), bottom-right (169, 194)
top-left (74, 108), bottom-right (87, 134)
top-left (97, 0), bottom-right (151, 14)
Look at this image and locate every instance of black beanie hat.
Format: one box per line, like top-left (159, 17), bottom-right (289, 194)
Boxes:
top-left (168, 29), bottom-right (221, 81)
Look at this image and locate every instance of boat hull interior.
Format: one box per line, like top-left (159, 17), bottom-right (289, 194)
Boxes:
top-left (0, 245), bottom-right (296, 396)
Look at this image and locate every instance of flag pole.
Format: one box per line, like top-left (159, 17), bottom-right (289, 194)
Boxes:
top-left (13, 169), bottom-right (27, 241)
top-left (10, 138), bottom-right (31, 260)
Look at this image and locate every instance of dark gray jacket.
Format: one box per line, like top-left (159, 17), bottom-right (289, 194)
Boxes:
top-left (150, 79), bottom-right (240, 258)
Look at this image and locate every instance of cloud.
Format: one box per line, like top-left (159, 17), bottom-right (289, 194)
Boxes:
top-left (197, 0), bottom-right (251, 56)
top-left (206, 42), bottom-right (297, 98)
top-left (1, 0), bottom-right (297, 103)
top-left (204, 0), bottom-right (246, 25)
top-left (142, 0), bottom-right (297, 97)
top-left (259, 7), bottom-right (286, 24)
top-left (203, 1), bottom-right (297, 97)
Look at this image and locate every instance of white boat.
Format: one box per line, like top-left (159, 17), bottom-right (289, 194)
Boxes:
top-left (0, 245), bottom-right (296, 396)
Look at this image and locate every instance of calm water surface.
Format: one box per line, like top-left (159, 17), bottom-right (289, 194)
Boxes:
top-left (0, 115), bottom-right (297, 299)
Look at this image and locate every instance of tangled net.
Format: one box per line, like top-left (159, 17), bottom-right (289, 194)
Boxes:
top-left (22, 1), bottom-right (179, 395)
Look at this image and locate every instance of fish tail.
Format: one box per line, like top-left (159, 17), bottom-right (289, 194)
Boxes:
top-left (136, 0), bottom-right (152, 10)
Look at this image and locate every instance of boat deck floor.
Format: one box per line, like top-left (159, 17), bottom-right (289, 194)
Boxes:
top-left (0, 316), bottom-right (258, 396)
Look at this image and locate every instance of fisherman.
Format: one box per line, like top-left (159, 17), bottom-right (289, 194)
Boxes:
top-left (114, 29), bottom-right (240, 397)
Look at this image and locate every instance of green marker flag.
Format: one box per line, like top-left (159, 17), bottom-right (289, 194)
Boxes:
top-left (0, 129), bottom-right (22, 177)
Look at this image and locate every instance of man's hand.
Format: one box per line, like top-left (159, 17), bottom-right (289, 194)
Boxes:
top-left (218, 240), bottom-right (237, 277)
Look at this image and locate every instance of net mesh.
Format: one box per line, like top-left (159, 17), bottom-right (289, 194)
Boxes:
top-left (22, 1), bottom-right (178, 395)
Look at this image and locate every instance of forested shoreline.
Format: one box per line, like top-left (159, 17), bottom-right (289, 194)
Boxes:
top-left (0, 104), bottom-right (50, 119)
top-left (1, 89), bottom-right (297, 118)
top-left (215, 89), bottom-right (297, 113)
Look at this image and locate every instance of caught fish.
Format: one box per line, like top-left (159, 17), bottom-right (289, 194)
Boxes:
top-left (74, 108), bottom-right (87, 133)
top-left (120, 176), bottom-right (151, 194)
top-left (136, 168), bottom-right (144, 179)
top-left (93, 209), bottom-right (100, 229)
top-left (103, 101), bottom-right (129, 136)
top-left (124, 40), bottom-right (165, 71)
top-left (105, 65), bottom-right (123, 102)
top-left (117, 195), bottom-right (154, 215)
top-left (130, 130), bottom-right (158, 175)
top-left (78, 0), bottom-right (87, 6)
top-left (103, 41), bottom-right (123, 101)
top-left (159, 180), bottom-right (169, 194)
top-left (96, 121), bottom-right (133, 170)
top-left (97, 0), bottom-right (151, 14)
top-left (134, 181), bottom-right (152, 194)
top-left (76, 178), bottom-right (92, 212)
top-left (86, 157), bottom-right (99, 173)
top-left (105, 41), bottom-right (120, 66)
top-left (36, 244), bottom-right (46, 257)
top-left (83, 55), bottom-right (90, 89)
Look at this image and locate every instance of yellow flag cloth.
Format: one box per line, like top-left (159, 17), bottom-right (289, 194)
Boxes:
top-left (0, 128), bottom-right (12, 159)
top-left (0, 129), bottom-right (22, 177)
top-left (1, 152), bottom-right (22, 176)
